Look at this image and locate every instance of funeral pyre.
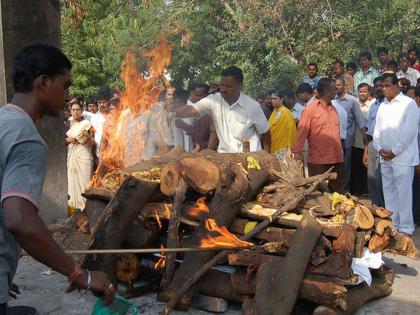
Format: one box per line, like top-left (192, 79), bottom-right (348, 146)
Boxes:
top-left (54, 150), bottom-right (417, 315)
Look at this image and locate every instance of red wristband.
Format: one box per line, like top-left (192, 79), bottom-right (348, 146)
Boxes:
top-left (68, 264), bottom-right (82, 284)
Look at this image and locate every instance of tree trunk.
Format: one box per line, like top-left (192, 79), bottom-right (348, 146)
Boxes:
top-left (255, 212), bottom-right (322, 315)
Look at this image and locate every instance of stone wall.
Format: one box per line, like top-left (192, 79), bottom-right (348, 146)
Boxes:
top-left (0, 0), bottom-right (67, 223)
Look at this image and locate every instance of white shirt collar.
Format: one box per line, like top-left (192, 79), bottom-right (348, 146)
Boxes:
top-left (229, 92), bottom-right (245, 108)
top-left (384, 92), bottom-right (404, 104)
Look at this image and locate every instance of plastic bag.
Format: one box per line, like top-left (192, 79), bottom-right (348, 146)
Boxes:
top-left (91, 294), bottom-right (139, 315)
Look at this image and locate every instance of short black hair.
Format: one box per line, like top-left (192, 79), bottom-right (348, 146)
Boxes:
top-left (408, 47), bottom-right (419, 55)
top-left (376, 47), bottom-right (388, 55)
top-left (398, 77), bottom-right (411, 87)
top-left (373, 76), bottom-right (383, 85)
top-left (346, 62), bottom-right (357, 69)
top-left (96, 86), bottom-right (112, 101)
top-left (358, 51), bottom-right (373, 61)
top-left (317, 78), bottom-right (335, 96)
top-left (283, 90), bottom-right (295, 99)
top-left (382, 72), bottom-right (399, 85)
top-left (221, 66), bottom-right (244, 84)
top-left (86, 96), bottom-right (97, 105)
top-left (272, 90), bottom-right (285, 98)
top-left (187, 82), bottom-right (197, 95)
top-left (415, 85), bottom-right (420, 97)
top-left (387, 59), bottom-right (398, 69)
top-left (399, 52), bottom-right (409, 60)
top-left (195, 83), bottom-right (210, 95)
top-left (69, 102), bottom-right (82, 110)
top-left (308, 63), bottom-right (318, 69)
top-left (13, 44), bottom-right (72, 93)
top-left (109, 95), bottom-right (120, 106)
top-left (334, 60), bottom-right (344, 67)
top-left (173, 88), bottom-right (188, 104)
top-left (296, 83), bottom-right (313, 95)
top-left (335, 76), bottom-right (345, 84)
top-left (358, 83), bottom-right (371, 90)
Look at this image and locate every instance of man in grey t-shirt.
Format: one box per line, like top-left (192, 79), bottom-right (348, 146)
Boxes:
top-left (0, 44), bottom-right (114, 314)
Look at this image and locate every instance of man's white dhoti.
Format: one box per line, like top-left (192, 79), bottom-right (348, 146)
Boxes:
top-left (381, 162), bottom-right (415, 235)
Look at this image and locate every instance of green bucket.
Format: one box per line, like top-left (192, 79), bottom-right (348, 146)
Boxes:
top-left (91, 294), bottom-right (139, 315)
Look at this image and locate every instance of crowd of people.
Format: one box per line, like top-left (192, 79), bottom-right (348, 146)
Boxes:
top-left (1, 40), bottom-right (420, 314)
top-left (64, 47), bottom-right (420, 238)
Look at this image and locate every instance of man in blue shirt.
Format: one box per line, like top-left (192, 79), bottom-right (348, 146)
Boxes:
top-left (335, 77), bottom-right (367, 190)
top-left (354, 52), bottom-right (380, 96)
top-left (302, 63), bottom-right (320, 89)
top-left (363, 76), bottom-right (385, 207)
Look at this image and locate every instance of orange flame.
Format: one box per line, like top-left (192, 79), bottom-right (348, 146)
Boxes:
top-left (187, 197), bottom-right (210, 218)
top-left (154, 245), bottom-right (166, 269)
top-left (164, 203), bottom-right (171, 219)
top-left (200, 219), bottom-right (253, 248)
top-left (154, 209), bottom-right (162, 230)
top-left (91, 36), bottom-right (173, 186)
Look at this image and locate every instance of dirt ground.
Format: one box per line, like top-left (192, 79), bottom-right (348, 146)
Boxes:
top-left (7, 228), bottom-right (420, 315)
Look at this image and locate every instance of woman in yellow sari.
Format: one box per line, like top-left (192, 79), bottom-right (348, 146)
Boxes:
top-left (269, 90), bottom-right (297, 160)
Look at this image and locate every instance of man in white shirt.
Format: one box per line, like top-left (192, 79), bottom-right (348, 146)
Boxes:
top-left (373, 73), bottom-right (419, 235)
top-left (284, 90), bottom-right (304, 123)
top-left (91, 86), bottom-right (112, 157)
top-left (171, 66), bottom-right (271, 153)
top-left (397, 53), bottom-right (420, 87)
top-left (172, 88), bottom-right (194, 151)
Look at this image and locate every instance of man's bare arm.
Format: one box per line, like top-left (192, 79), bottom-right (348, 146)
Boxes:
top-left (261, 130), bottom-right (271, 153)
top-left (3, 197), bottom-right (115, 304)
top-left (175, 119), bottom-right (194, 134)
top-left (173, 105), bottom-right (200, 118)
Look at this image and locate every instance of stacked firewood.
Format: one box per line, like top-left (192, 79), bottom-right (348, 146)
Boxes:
top-left (54, 147), bottom-right (416, 314)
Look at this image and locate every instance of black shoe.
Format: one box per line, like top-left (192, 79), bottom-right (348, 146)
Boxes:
top-left (7, 306), bottom-right (38, 315)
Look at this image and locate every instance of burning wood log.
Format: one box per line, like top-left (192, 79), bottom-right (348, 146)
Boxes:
top-left (159, 152), bottom-right (276, 309)
top-left (230, 218), bottom-right (295, 248)
top-left (228, 251), bottom-right (284, 267)
top-left (255, 212), bottom-right (322, 315)
top-left (162, 166), bottom-right (335, 314)
top-left (80, 176), bottom-right (159, 284)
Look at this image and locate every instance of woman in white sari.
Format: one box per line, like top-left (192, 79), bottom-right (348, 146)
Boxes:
top-left (66, 102), bottom-right (94, 210)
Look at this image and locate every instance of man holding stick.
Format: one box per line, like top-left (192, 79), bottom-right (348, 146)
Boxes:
top-left (0, 44), bottom-right (114, 314)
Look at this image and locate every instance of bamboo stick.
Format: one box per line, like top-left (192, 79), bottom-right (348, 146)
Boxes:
top-left (65, 246), bottom-right (251, 255)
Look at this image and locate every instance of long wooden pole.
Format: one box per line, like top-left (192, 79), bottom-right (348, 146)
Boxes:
top-left (163, 167), bottom-right (334, 315)
top-left (65, 246), bottom-right (250, 255)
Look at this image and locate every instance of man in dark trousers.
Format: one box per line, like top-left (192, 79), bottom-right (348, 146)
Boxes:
top-left (0, 44), bottom-right (114, 314)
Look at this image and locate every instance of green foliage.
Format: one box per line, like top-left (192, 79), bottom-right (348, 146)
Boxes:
top-left (61, 0), bottom-right (420, 97)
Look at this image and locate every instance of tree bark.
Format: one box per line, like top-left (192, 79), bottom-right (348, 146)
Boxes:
top-left (255, 212), bottom-right (322, 315)
top-left (228, 251), bottom-right (284, 267)
top-left (160, 178), bottom-right (188, 291)
top-left (306, 224), bottom-right (356, 279)
top-left (231, 269), bottom-right (347, 309)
